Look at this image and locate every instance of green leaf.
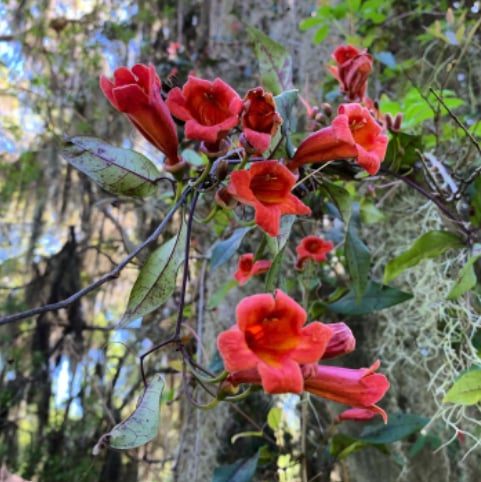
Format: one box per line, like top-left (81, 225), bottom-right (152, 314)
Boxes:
top-left (383, 231), bottom-right (464, 283)
top-left (210, 227), bottom-right (253, 271)
top-left (443, 368), bottom-right (481, 405)
top-left (360, 199), bottom-right (386, 224)
top-left (358, 413), bottom-right (429, 445)
top-left (92, 374), bottom-right (165, 453)
top-left (384, 132), bottom-right (423, 171)
top-left (265, 246), bottom-right (286, 293)
top-left (345, 207), bottom-right (371, 302)
top-left (299, 16), bottom-right (325, 31)
top-left (446, 254), bottom-right (481, 300)
top-left (62, 136), bottom-right (160, 197)
top-left (212, 449), bottom-right (260, 482)
top-left (313, 25), bottom-right (330, 44)
top-left (267, 406), bottom-right (282, 431)
top-left (246, 25), bottom-right (293, 95)
top-left (319, 178), bottom-right (352, 222)
top-left (329, 434), bottom-right (388, 460)
top-left (121, 217), bottom-right (187, 324)
top-left (207, 279), bottom-right (237, 310)
top-left (274, 90), bottom-right (299, 158)
top-left (326, 281), bottom-right (413, 315)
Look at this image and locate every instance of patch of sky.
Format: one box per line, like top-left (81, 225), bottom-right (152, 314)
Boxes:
top-left (0, 224), bottom-right (28, 262)
top-left (53, 356), bottom-right (83, 417)
top-left (281, 394), bottom-right (301, 432)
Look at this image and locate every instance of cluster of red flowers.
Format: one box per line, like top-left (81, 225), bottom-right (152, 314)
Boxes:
top-left (100, 44), bottom-right (390, 423)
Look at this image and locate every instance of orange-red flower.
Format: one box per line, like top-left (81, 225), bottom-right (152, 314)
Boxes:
top-left (328, 45), bottom-right (373, 102)
top-left (166, 76), bottom-right (243, 150)
top-left (240, 87), bottom-right (283, 153)
top-left (217, 290), bottom-right (333, 394)
top-left (296, 235), bottom-right (334, 270)
top-left (226, 160), bottom-right (311, 237)
top-left (234, 253), bottom-right (272, 286)
top-left (302, 360), bottom-right (389, 423)
top-left (287, 103), bottom-right (388, 175)
top-left (100, 64), bottom-right (180, 167)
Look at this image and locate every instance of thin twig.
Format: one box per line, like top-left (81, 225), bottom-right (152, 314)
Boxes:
top-left (0, 186), bottom-right (191, 327)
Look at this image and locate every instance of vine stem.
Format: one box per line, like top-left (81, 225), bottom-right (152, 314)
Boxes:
top-left (0, 186), bottom-right (192, 327)
top-left (379, 166), bottom-right (472, 240)
top-left (139, 189), bottom-right (200, 384)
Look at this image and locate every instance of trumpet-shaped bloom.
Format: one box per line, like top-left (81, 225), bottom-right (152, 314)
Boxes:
top-left (217, 290), bottom-right (333, 394)
top-left (234, 253), bottom-right (272, 286)
top-left (296, 235), bottom-right (334, 269)
top-left (241, 87), bottom-right (283, 153)
top-left (100, 64), bottom-right (180, 167)
top-left (166, 76), bottom-right (243, 149)
top-left (287, 103), bottom-right (388, 175)
top-left (328, 45), bottom-right (373, 102)
top-left (226, 160), bottom-right (311, 237)
top-left (303, 360), bottom-right (389, 423)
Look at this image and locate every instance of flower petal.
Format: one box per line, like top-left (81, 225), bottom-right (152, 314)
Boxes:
top-left (217, 327), bottom-right (258, 372)
top-left (258, 359), bottom-right (304, 394)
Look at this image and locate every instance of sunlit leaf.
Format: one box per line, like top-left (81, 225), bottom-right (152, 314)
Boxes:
top-left (446, 254), bottom-right (481, 300)
top-left (299, 16), bottom-right (324, 31)
top-left (121, 216), bottom-right (187, 324)
top-left (62, 136), bottom-right (160, 197)
top-left (267, 406), bottom-right (282, 431)
top-left (246, 25), bottom-right (293, 95)
top-left (358, 413), bottom-right (429, 445)
top-left (443, 368), bottom-right (481, 405)
top-left (210, 227), bottom-right (253, 271)
top-left (212, 448), bottom-right (260, 482)
top-left (383, 230), bottom-right (464, 283)
top-left (326, 281), bottom-right (413, 315)
top-left (92, 374), bottom-right (165, 453)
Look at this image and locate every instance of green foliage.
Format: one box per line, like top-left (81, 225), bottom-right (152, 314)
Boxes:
top-left (325, 281), bottom-right (413, 315)
top-left (93, 375), bottom-right (165, 452)
top-left (246, 26), bottom-right (293, 95)
top-left (210, 227), bottom-right (253, 271)
top-left (345, 205), bottom-right (371, 302)
top-left (446, 253), bottom-right (481, 300)
top-left (443, 368), bottom-right (481, 405)
top-left (121, 217), bottom-right (187, 324)
top-left (358, 413), bottom-right (430, 445)
top-left (383, 230), bottom-right (464, 283)
top-left (212, 449), bottom-right (260, 482)
top-left (62, 136), bottom-right (161, 197)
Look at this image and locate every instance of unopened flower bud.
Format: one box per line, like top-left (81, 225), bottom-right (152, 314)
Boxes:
top-left (322, 322), bottom-right (356, 359)
top-left (314, 113), bottom-right (327, 125)
top-left (214, 159), bottom-right (229, 181)
top-left (215, 186), bottom-right (237, 210)
top-left (217, 379), bottom-right (240, 400)
top-left (393, 113), bottom-right (403, 132)
top-left (321, 102), bottom-right (333, 117)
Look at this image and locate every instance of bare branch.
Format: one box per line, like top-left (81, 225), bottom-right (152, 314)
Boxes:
top-left (0, 186), bottom-right (192, 327)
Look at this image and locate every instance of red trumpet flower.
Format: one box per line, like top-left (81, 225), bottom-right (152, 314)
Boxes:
top-left (100, 64), bottom-right (180, 167)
